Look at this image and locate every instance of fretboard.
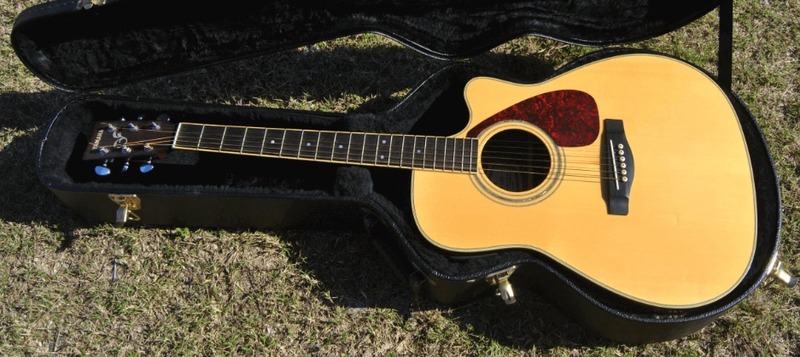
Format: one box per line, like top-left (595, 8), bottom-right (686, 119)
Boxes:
top-left (172, 123), bottom-right (479, 173)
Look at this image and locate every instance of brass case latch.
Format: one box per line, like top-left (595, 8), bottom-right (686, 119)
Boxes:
top-left (769, 260), bottom-right (797, 288)
top-left (108, 194), bottom-right (141, 225)
top-left (487, 266), bottom-right (517, 305)
top-left (78, 0), bottom-right (107, 10)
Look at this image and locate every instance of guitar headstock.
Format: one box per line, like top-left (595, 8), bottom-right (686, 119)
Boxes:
top-left (83, 116), bottom-right (177, 176)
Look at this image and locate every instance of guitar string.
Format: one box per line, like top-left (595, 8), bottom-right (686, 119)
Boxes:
top-left (108, 131), bottom-right (619, 167)
top-left (99, 123), bottom-right (624, 168)
top-left (117, 135), bottom-right (611, 170)
top-left (105, 127), bottom-right (610, 158)
top-left (108, 134), bottom-right (616, 167)
top-left (99, 137), bottom-right (621, 181)
top-left (169, 138), bottom-right (613, 173)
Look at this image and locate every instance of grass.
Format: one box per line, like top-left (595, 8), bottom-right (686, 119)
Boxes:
top-left (1, 0), bottom-right (798, 355)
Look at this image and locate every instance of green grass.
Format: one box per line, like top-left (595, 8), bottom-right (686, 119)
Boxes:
top-left (1, 0), bottom-right (798, 355)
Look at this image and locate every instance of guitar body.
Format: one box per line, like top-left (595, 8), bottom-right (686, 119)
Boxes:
top-left (411, 53), bottom-right (756, 309)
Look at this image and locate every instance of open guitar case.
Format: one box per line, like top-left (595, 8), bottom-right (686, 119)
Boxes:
top-left (11, 0), bottom-right (785, 344)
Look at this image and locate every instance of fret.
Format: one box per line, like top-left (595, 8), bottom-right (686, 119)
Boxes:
top-left (470, 138), bottom-right (479, 172)
top-left (260, 129), bottom-right (280, 156)
top-left (196, 124), bottom-right (206, 149)
top-left (348, 133), bottom-right (366, 163)
top-left (200, 125), bottom-right (225, 151)
top-left (389, 135), bottom-right (404, 167)
top-left (318, 132), bottom-right (336, 161)
top-left (465, 138), bottom-right (471, 172)
top-left (259, 128), bottom-right (269, 155)
top-left (363, 134), bottom-right (380, 164)
top-left (220, 127), bottom-right (247, 152)
top-left (454, 138), bottom-right (465, 172)
top-left (432, 137), bottom-right (439, 170)
top-left (332, 132), bottom-right (350, 162)
top-left (297, 131), bottom-right (305, 158)
top-left (173, 123), bottom-right (202, 148)
top-left (277, 130), bottom-right (287, 156)
top-left (219, 126), bottom-right (228, 150)
top-left (412, 136), bottom-right (424, 169)
top-left (420, 137), bottom-right (431, 169)
top-left (298, 130), bottom-right (320, 159)
top-left (241, 128), bottom-right (249, 153)
top-left (443, 138), bottom-right (454, 171)
top-left (243, 127), bottom-right (266, 155)
top-left (281, 130), bottom-right (303, 158)
top-left (376, 134), bottom-right (392, 166)
top-left (434, 137), bottom-right (447, 170)
top-left (399, 136), bottom-right (410, 167)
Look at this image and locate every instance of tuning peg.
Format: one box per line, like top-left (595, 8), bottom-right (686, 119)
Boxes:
top-left (95, 160), bottom-right (111, 176)
top-left (139, 158), bottom-right (154, 174)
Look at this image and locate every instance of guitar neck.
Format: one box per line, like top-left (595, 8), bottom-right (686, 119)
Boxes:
top-left (173, 122), bottom-right (479, 173)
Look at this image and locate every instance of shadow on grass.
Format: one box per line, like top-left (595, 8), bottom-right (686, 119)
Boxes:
top-left (281, 229), bottom-right (610, 349)
top-left (0, 90), bottom-right (76, 228)
top-left (0, 42), bottom-right (608, 349)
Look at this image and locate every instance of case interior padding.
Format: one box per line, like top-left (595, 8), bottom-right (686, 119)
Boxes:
top-left (37, 52), bottom-right (782, 343)
top-left (12, 0), bottom-right (718, 91)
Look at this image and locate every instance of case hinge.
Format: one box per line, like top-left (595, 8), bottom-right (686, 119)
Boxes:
top-left (486, 266), bottom-right (517, 305)
top-left (108, 194), bottom-right (141, 225)
top-left (77, 0), bottom-right (107, 10)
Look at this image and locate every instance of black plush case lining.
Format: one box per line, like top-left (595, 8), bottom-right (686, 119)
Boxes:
top-left (12, 0), bottom-right (719, 91)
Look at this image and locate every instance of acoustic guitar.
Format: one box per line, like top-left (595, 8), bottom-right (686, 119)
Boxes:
top-left (83, 53), bottom-right (756, 309)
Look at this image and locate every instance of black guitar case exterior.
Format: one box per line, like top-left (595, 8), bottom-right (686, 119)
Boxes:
top-left (11, 0), bottom-right (784, 343)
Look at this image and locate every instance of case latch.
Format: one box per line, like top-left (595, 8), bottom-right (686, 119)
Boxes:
top-left (769, 260), bottom-right (797, 288)
top-left (77, 0), bottom-right (106, 10)
top-left (108, 194), bottom-right (141, 225)
top-left (487, 266), bottom-right (517, 305)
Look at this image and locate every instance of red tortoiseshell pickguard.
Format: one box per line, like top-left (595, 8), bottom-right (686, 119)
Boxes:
top-left (466, 90), bottom-right (599, 147)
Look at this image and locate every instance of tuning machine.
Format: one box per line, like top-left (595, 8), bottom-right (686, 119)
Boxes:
top-left (93, 158), bottom-right (156, 176)
top-left (95, 159), bottom-right (112, 176)
top-left (139, 158), bottom-right (155, 174)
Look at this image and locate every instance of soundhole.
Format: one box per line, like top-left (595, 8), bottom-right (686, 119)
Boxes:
top-left (481, 129), bottom-right (551, 193)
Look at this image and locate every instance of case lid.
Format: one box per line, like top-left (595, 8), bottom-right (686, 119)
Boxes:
top-left (12, 0), bottom-right (719, 91)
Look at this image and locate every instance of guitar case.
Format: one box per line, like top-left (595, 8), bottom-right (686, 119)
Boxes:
top-left (11, 0), bottom-right (783, 343)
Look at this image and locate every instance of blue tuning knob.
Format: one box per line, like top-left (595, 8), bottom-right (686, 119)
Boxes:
top-left (139, 158), bottom-right (154, 174)
top-left (95, 160), bottom-right (111, 176)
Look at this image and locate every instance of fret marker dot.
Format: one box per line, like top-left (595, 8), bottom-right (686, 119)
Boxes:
top-left (306, 142), bottom-right (311, 147)
top-left (416, 150), bottom-right (422, 154)
top-left (270, 140), bottom-right (276, 144)
top-left (380, 155), bottom-right (385, 160)
top-left (338, 145), bottom-right (344, 149)
top-left (381, 140), bottom-right (387, 144)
